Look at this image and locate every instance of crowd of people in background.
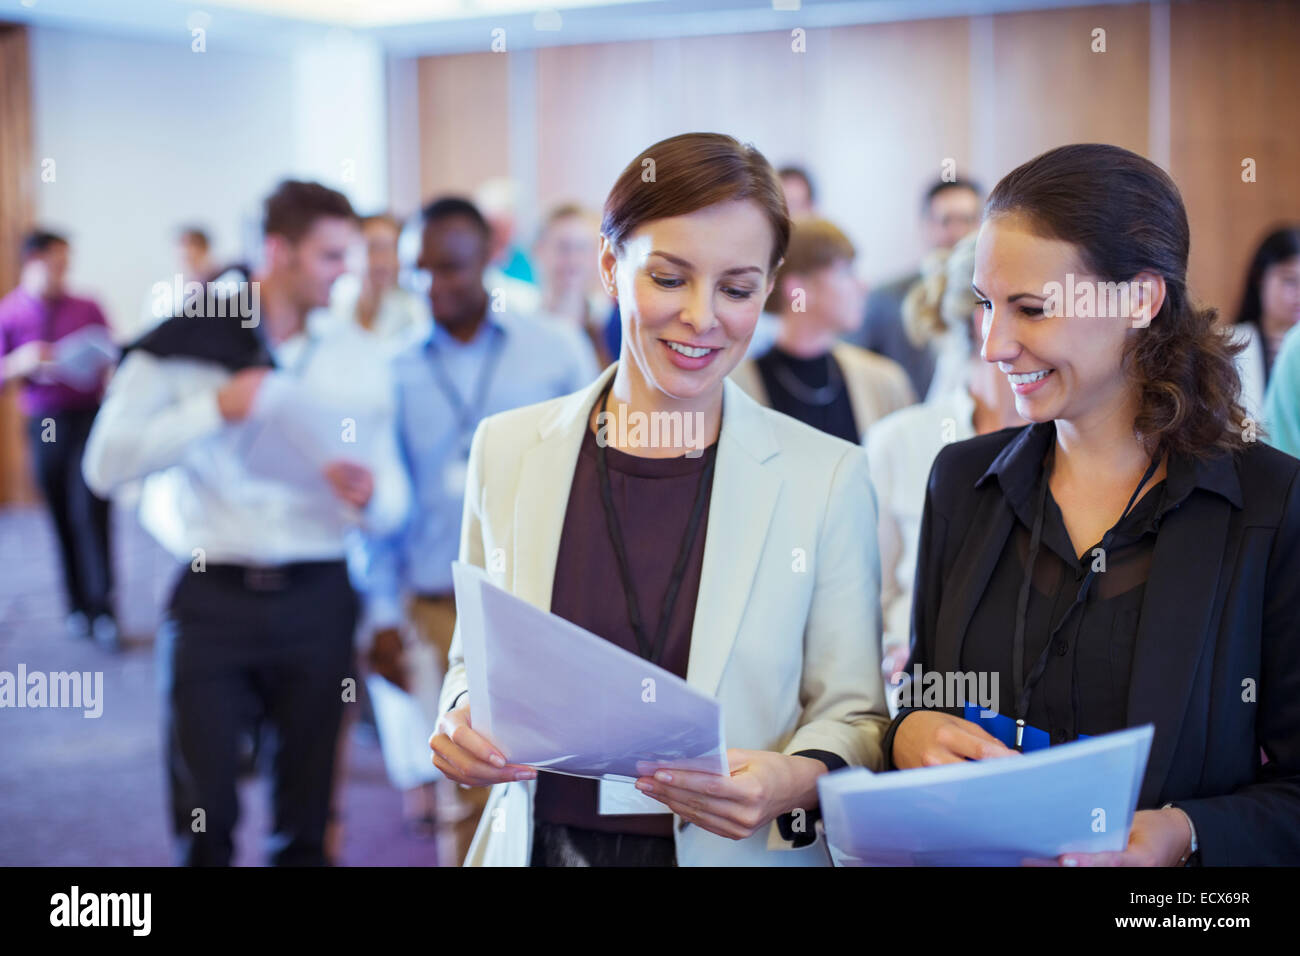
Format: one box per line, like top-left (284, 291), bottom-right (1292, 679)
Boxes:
top-left (3, 152), bottom-right (1299, 867)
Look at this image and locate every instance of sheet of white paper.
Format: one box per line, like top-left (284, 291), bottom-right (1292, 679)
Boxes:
top-left (241, 372), bottom-right (383, 491)
top-left (43, 325), bottom-right (119, 389)
top-left (818, 724), bottom-right (1154, 866)
top-left (451, 561), bottom-right (728, 783)
top-left (365, 671), bottom-right (443, 790)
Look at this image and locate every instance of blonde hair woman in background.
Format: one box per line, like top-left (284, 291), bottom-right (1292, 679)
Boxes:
top-left (729, 217), bottom-right (914, 443)
top-left (867, 233), bottom-right (1023, 682)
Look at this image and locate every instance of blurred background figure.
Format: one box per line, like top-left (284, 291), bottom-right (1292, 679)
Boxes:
top-left (360, 195), bottom-right (597, 866)
top-left (866, 234), bottom-right (1023, 687)
top-left (1231, 225), bottom-right (1300, 426)
top-left (136, 226), bottom-right (222, 337)
top-left (321, 212), bottom-right (430, 349)
top-left (731, 217), bottom-right (913, 442)
top-left (83, 180), bottom-right (411, 866)
top-left (533, 203), bottom-right (614, 367)
top-left (475, 178), bottom-right (541, 316)
top-left (849, 177), bottom-right (982, 399)
top-left (0, 229), bottom-right (119, 649)
top-left (1264, 323), bottom-right (1300, 458)
top-left (778, 164), bottom-right (818, 220)
top-left (178, 226), bottom-right (218, 285)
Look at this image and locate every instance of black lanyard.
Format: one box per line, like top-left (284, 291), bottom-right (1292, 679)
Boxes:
top-left (427, 323), bottom-right (505, 445)
top-left (592, 378), bottom-right (717, 666)
top-left (1009, 446), bottom-right (1163, 750)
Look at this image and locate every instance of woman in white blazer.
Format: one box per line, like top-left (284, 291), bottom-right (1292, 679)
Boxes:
top-left (430, 132), bottom-right (888, 866)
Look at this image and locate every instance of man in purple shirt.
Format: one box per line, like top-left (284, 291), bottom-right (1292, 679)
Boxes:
top-left (0, 230), bottom-right (118, 649)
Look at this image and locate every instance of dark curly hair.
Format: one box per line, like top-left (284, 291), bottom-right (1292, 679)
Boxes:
top-left (986, 143), bottom-right (1249, 459)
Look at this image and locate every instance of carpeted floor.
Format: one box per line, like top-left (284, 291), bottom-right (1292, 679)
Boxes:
top-left (0, 500), bottom-right (442, 867)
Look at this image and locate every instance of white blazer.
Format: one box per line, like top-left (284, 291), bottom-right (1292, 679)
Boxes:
top-left (438, 363), bottom-right (889, 866)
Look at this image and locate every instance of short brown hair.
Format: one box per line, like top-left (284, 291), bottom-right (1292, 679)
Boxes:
top-left (601, 132), bottom-right (790, 273)
top-left (987, 143), bottom-right (1248, 460)
top-left (263, 180), bottom-right (356, 242)
top-left (536, 203), bottom-right (595, 244)
top-left (360, 212), bottom-right (401, 233)
top-left (764, 218), bottom-right (855, 313)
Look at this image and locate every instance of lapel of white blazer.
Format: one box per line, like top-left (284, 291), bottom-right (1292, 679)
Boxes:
top-left (510, 365), bottom-right (617, 611)
top-left (686, 378), bottom-right (783, 697)
top-left (509, 368), bottom-right (783, 698)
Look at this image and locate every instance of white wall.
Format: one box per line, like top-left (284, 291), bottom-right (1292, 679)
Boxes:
top-left (29, 26), bottom-right (388, 339)
top-left (291, 30), bottom-right (388, 215)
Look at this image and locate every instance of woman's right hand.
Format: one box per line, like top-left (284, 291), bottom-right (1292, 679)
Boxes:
top-left (430, 703), bottom-right (538, 787)
top-left (892, 710), bottom-right (1021, 768)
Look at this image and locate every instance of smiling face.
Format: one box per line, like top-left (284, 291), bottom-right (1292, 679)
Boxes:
top-left (600, 199), bottom-right (777, 407)
top-left (972, 213), bottom-right (1152, 427)
top-left (268, 216), bottom-right (355, 311)
top-left (418, 214), bottom-right (491, 330)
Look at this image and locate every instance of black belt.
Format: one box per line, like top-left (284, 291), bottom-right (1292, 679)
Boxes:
top-left (197, 560), bottom-right (347, 592)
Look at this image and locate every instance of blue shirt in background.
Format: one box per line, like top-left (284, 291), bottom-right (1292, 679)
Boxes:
top-left (1264, 323), bottom-right (1300, 459)
top-left (359, 307), bottom-right (600, 627)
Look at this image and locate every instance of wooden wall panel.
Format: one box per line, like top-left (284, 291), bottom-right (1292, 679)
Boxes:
top-left (408, 0), bottom-right (1299, 320)
top-left (416, 52), bottom-right (511, 200)
top-left (534, 40), bottom-right (659, 218)
top-left (531, 20), bottom-right (970, 284)
top-left (984, 4), bottom-right (1151, 183)
top-left (812, 18), bottom-right (972, 280)
top-left (1169, 0), bottom-right (1300, 318)
top-left (0, 23), bottom-right (36, 506)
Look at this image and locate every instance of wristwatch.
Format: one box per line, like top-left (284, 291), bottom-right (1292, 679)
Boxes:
top-left (1162, 803), bottom-right (1200, 866)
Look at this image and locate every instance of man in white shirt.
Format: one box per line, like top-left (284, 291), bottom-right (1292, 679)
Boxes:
top-left (83, 180), bottom-right (410, 866)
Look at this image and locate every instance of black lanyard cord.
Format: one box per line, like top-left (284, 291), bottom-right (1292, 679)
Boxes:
top-left (1009, 446), bottom-right (1162, 748)
top-left (592, 378), bottom-right (717, 666)
top-left (427, 323), bottom-right (505, 440)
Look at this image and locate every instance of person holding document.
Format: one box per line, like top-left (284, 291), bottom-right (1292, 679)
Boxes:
top-left (1, 230), bottom-right (119, 649)
top-left (886, 144), bottom-right (1300, 866)
top-left (83, 181), bottom-right (411, 865)
top-left (430, 132), bottom-right (889, 866)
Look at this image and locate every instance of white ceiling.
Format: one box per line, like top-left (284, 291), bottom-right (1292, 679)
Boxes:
top-left (0, 0), bottom-right (1145, 55)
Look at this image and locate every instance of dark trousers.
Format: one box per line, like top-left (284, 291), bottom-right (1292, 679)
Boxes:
top-left (530, 821), bottom-right (677, 867)
top-left (27, 407), bottom-right (113, 618)
top-left (157, 561), bottom-right (358, 866)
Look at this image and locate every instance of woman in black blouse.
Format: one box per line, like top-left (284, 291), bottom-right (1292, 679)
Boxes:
top-left (885, 143), bottom-right (1300, 866)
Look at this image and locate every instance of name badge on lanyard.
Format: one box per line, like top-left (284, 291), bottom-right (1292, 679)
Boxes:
top-left (428, 325), bottom-right (505, 503)
top-left (598, 778), bottom-right (671, 815)
top-left (442, 450), bottom-right (469, 498)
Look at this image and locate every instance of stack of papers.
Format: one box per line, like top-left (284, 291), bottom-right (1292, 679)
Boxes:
top-left (818, 724), bottom-right (1153, 865)
top-left (35, 325), bottom-right (119, 390)
top-left (451, 562), bottom-right (728, 785)
top-left (242, 372), bottom-right (384, 490)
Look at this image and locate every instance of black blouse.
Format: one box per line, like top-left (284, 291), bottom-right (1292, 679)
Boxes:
top-left (961, 457), bottom-right (1166, 743)
top-left (879, 418), bottom-right (1300, 864)
top-left (756, 347), bottom-right (860, 443)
